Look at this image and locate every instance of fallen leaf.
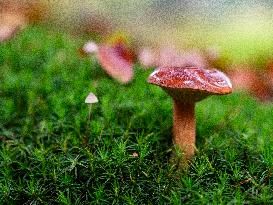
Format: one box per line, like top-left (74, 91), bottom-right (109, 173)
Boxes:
top-left (24, 1), bottom-right (48, 24)
top-left (265, 59), bottom-right (273, 87)
top-left (0, 24), bottom-right (20, 42)
top-left (97, 43), bottom-right (134, 83)
top-left (236, 178), bottom-right (252, 186)
top-left (0, 136), bottom-right (6, 141)
top-left (0, 2), bottom-right (28, 42)
top-left (75, 14), bottom-right (113, 36)
top-left (132, 152), bottom-right (139, 158)
top-left (227, 66), bottom-right (273, 102)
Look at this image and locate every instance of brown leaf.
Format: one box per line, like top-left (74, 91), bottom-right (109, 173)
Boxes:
top-left (132, 152), bottom-right (139, 158)
top-left (24, 1), bottom-right (48, 24)
top-left (0, 24), bottom-right (20, 42)
top-left (0, 136), bottom-right (6, 141)
top-left (265, 59), bottom-right (273, 87)
top-left (236, 178), bottom-right (252, 186)
top-left (75, 14), bottom-right (113, 36)
top-left (0, 1), bottom-right (28, 42)
top-left (227, 66), bottom-right (273, 102)
top-left (97, 43), bottom-right (134, 83)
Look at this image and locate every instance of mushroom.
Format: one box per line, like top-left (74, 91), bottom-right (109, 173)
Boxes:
top-left (84, 92), bottom-right (98, 145)
top-left (148, 66), bottom-right (232, 160)
top-left (85, 92), bottom-right (98, 121)
top-left (82, 41), bottom-right (99, 54)
top-left (79, 41), bottom-right (99, 57)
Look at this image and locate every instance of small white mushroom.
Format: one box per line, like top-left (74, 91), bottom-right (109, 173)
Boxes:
top-left (85, 92), bottom-right (98, 104)
top-left (82, 41), bottom-right (98, 54)
top-left (85, 92), bottom-right (98, 121)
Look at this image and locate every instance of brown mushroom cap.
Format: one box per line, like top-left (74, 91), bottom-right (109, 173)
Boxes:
top-left (148, 66), bottom-right (232, 102)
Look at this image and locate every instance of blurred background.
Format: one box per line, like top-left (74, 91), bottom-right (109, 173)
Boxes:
top-left (49, 0), bottom-right (273, 64)
top-left (2, 0), bottom-right (273, 100)
top-left (2, 0), bottom-right (273, 64)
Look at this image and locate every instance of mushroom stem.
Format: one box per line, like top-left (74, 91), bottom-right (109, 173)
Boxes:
top-left (173, 100), bottom-right (196, 160)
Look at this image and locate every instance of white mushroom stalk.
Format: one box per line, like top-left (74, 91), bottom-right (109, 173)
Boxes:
top-left (85, 92), bottom-right (98, 121)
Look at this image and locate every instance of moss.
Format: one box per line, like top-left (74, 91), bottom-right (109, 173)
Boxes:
top-left (0, 25), bottom-right (272, 204)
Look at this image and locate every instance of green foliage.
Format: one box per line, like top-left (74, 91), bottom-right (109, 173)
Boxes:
top-left (0, 26), bottom-right (273, 204)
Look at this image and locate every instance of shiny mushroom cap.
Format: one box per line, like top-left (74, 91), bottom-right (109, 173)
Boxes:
top-left (148, 66), bottom-right (232, 102)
